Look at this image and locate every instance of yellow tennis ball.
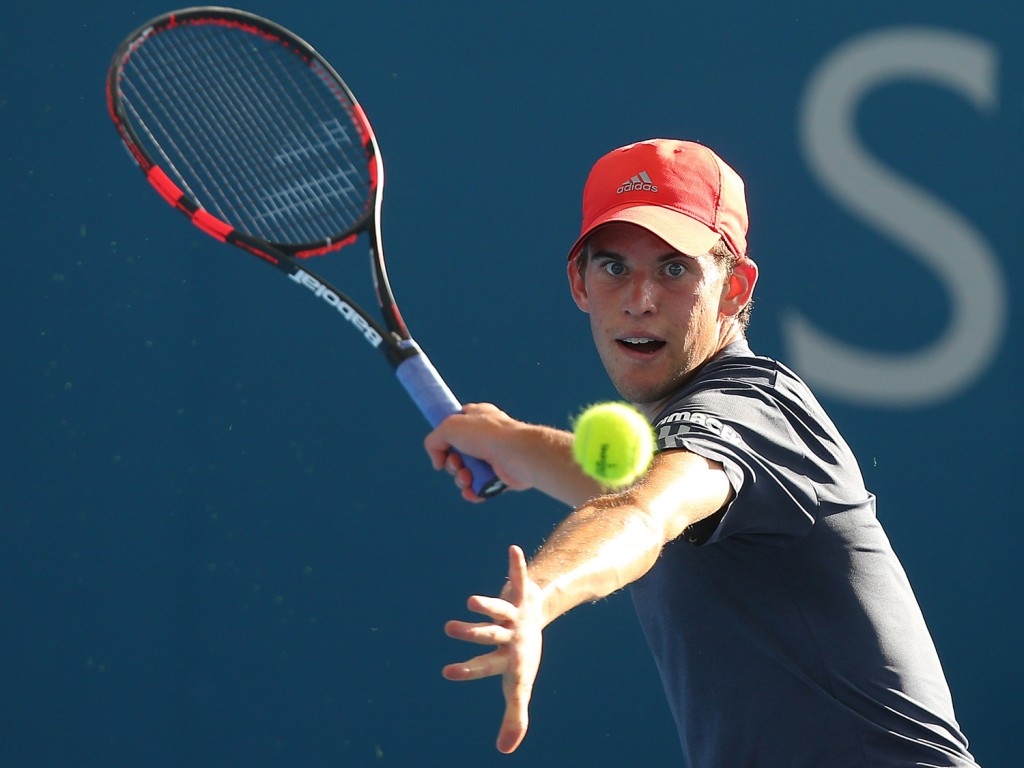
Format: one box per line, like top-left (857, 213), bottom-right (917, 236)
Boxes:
top-left (572, 402), bottom-right (655, 488)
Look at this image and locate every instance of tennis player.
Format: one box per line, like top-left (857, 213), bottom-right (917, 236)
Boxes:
top-left (425, 139), bottom-right (979, 766)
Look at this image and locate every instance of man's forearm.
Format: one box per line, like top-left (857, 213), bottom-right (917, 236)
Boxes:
top-left (511, 423), bottom-right (606, 507)
top-left (525, 450), bottom-right (734, 626)
top-left (528, 493), bottom-right (666, 626)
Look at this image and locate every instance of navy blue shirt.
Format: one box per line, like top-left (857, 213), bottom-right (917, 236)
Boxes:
top-left (631, 341), bottom-right (977, 767)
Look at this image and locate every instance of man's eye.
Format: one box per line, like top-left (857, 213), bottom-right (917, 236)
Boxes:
top-left (664, 263), bottom-right (686, 277)
top-left (602, 261), bottom-right (626, 276)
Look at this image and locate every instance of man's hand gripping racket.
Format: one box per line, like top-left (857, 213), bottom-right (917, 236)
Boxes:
top-left (106, 6), bottom-right (505, 498)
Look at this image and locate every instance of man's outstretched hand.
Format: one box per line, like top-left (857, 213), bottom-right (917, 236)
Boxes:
top-left (442, 545), bottom-right (545, 754)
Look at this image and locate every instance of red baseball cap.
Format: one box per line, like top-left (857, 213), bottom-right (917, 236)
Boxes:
top-left (567, 139), bottom-right (748, 260)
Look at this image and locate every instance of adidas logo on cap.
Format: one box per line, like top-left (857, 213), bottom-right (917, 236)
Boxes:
top-left (616, 171), bottom-right (658, 194)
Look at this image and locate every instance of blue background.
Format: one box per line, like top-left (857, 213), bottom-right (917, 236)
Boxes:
top-left (1, 2), bottom-right (1019, 766)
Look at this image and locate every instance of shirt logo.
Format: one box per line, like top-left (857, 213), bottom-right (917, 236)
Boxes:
top-left (655, 411), bottom-right (742, 448)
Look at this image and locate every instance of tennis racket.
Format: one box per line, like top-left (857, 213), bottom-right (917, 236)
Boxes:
top-left (106, 6), bottom-right (506, 498)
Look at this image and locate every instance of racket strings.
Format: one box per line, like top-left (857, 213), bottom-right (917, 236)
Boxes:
top-left (132, 25), bottom-right (361, 238)
top-left (136, 25), bottom-right (364, 240)
top-left (125, 31), bottom-right (270, 228)
top-left (124, 31), bottom-right (289, 228)
top-left (117, 20), bottom-right (374, 246)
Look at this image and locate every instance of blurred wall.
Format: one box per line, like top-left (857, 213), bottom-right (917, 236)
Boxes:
top-left (2, 2), bottom-right (1019, 766)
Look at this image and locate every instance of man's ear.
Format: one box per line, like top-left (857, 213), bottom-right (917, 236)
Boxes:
top-left (568, 258), bottom-right (590, 312)
top-left (720, 259), bottom-right (758, 317)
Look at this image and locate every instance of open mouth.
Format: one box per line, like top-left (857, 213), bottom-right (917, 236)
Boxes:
top-left (617, 337), bottom-right (666, 354)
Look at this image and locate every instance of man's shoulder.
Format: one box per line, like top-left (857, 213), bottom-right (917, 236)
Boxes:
top-left (691, 341), bottom-right (784, 391)
top-left (659, 341), bottom-right (816, 424)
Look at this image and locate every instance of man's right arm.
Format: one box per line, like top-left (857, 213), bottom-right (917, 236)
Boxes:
top-left (423, 402), bottom-right (606, 506)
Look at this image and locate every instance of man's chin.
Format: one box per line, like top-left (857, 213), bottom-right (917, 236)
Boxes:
top-left (610, 370), bottom-right (694, 409)
top-left (611, 382), bottom-right (674, 408)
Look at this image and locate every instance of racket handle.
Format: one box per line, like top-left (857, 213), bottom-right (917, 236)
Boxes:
top-left (395, 348), bottom-right (507, 499)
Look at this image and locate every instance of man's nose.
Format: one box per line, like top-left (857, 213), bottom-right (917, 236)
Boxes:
top-left (624, 275), bottom-right (657, 315)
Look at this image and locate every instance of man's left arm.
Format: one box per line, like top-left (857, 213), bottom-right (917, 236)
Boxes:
top-left (442, 449), bottom-right (733, 753)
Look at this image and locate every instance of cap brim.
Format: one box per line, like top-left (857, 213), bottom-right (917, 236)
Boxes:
top-left (567, 204), bottom-right (721, 261)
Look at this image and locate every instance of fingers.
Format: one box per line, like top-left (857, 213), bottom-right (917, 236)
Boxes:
top-left (444, 544), bottom-right (540, 754)
top-left (497, 700), bottom-right (529, 754)
top-left (467, 593), bottom-right (518, 621)
top-left (441, 592), bottom-right (519, 683)
top-left (444, 619), bottom-right (514, 646)
top-left (444, 451), bottom-right (465, 475)
top-left (498, 544), bottom-right (537, 753)
top-left (441, 650), bottom-right (507, 681)
top-left (453, 461), bottom-right (485, 504)
top-left (504, 545), bottom-right (528, 603)
top-left (423, 412), bottom-right (478, 471)
top-left (423, 427), bottom-right (452, 471)
top-left (425, 439), bottom-right (486, 503)
top-left (440, 642), bottom-right (531, 755)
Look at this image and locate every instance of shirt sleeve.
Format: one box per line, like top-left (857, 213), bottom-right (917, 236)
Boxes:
top-left (653, 386), bottom-right (820, 545)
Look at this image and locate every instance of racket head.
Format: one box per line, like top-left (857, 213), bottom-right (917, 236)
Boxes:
top-left (106, 6), bottom-right (382, 257)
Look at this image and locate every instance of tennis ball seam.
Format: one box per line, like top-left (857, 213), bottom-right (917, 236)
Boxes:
top-left (571, 402), bottom-right (655, 488)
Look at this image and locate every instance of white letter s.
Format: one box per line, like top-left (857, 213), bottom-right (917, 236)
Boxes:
top-left (791, 27), bottom-right (1005, 407)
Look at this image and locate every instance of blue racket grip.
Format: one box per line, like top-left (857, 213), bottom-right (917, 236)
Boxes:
top-left (395, 346), bottom-right (506, 498)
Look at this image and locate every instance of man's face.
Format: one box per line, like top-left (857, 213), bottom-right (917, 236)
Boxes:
top-left (568, 222), bottom-right (736, 411)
